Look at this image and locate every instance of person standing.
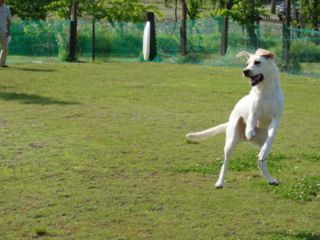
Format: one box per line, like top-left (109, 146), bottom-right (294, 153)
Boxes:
top-left (0, 0), bottom-right (11, 67)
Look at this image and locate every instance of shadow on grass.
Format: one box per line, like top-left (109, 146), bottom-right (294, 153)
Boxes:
top-left (0, 92), bottom-right (80, 105)
top-left (12, 67), bottom-right (56, 72)
top-left (177, 151), bottom-right (287, 175)
top-left (267, 231), bottom-right (320, 240)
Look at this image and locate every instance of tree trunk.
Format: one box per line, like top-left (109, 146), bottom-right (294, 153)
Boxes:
top-left (68, 0), bottom-right (78, 62)
top-left (282, 0), bottom-right (291, 69)
top-left (271, 0), bottom-right (277, 14)
top-left (247, 0), bottom-right (259, 49)
top-left (220, 1), bottom-right (232, 55)
top-left (312, 0), bottom-right (318, 29)
top-left (174, 0), bottom-right (178, 23)
top-left (180, 0), bottom-right (187, 56)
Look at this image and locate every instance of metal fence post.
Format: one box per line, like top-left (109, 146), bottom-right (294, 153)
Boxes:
top-left (92, 19), bottom-right (96, 61)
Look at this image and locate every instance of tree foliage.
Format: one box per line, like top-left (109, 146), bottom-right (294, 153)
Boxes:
top-left (209, 0), bottom-right (267, 27)
top-left (209, 0), bottom-right (267, 48)
top-left (6, 0), bottom-right (320, 32)
top-left (46, 0), bottom-right (109, 20)
top-left (7, 0), bottom-right (51, 20)
top-left (186, 0), bottom-right (204, 20)
top-left (46, 0), bottom-right (161, 21)
top-left (297, 0), bottom-right (320, 29)
top-left (46, 0), bottom-right (73, 20)
top-left (104, 0), bottom-right (161, 23)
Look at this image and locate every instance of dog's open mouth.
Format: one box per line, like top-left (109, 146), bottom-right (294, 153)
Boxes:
top-left (249, 74), bottom-right (264, 86)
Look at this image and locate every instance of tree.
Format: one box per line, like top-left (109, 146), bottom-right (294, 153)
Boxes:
top-left (271, 0), bottom-right (276, 14)
top-left (47, 0), bottom-right (160, 22)
top-left (209, 0), bottom-right (267, 49)
top-left (68, 0), bottom-right (78, 61)
top-left (181, 0), bottom-right (187, 55)
top-left (298, 0), bottom-right (320, 29)
top-left (104, 0), bottom-right (160, 23)
top-left (186, 0), bottom-right (204, 20)
top-left (7, 0), bottom-right (51, 20)
top-left (47, 0), bottom-right (106, 20)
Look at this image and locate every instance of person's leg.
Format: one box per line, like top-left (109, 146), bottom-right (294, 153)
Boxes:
top-left (0, 33), bottom-right (8, 66)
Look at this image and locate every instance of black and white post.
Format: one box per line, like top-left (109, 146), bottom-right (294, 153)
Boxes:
top-left (143, 12), bottom-right (157, 61)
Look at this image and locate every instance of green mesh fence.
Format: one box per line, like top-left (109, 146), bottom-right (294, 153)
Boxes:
top-left (7, 18), bottom-right (320, 76)
top-left (9, 19), bottom-right (69, 63)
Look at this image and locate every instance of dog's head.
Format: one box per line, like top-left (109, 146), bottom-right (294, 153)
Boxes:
top-left (237, 49), bottom-right (275, 87)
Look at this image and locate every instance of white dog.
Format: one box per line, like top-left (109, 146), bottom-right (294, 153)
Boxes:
top-left (186, 49), bottom-right (284, 189)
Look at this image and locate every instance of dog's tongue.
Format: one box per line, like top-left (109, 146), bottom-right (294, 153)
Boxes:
top-left (250, 74), bottom-right (263, 86)
top-left (252, 75), bottom-right (260, 81)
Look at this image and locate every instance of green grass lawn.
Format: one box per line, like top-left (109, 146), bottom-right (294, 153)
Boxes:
top-left (0, 62), bottom-right (319, 239)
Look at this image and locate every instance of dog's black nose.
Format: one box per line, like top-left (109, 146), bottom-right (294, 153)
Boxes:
top-left (243, 69), bottom-right (250, 76)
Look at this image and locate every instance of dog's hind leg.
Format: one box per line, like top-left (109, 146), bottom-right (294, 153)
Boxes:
top-left (215, 119), bottom-right (242, 189)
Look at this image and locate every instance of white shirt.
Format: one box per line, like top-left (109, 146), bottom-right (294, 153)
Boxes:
top-left (0, 5), bottom-right (11, 34)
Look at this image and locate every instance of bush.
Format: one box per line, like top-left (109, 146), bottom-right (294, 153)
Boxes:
top-left (11, 20), bottom-right (68, 57)
top-left (157, 35), bottom-right (180, 54)
top-left (107, 33), bottom-right (142, 56)
top-left (291, 40), bottom-right (320, 62)
top-left (271, 40), bottom-right (320, 72)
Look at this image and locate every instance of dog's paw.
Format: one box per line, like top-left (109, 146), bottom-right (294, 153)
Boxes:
top-left (268, 179), bottom-right (279, 186)
top-left (245, 128), bottom-right (256, 140)
top-left (215, 181), bottom-right (224, 189)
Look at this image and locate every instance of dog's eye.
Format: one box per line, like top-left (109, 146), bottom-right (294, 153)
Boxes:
top-left (254, 60), bottom-right (261, 65)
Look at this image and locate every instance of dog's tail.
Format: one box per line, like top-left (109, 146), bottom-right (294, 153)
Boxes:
top-left (186, 122), bottom-right (228, 143)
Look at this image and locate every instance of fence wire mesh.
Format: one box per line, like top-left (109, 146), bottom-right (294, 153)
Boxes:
top-left (6, 18), bottom-right (320, 76)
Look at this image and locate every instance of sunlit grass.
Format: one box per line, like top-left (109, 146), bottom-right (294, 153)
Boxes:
top-left (0, 62), bottom-right (319, 239)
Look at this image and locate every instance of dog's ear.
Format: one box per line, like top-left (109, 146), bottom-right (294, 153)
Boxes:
top-left (236, 51), bottom-right (252, 60)
top-left (255, 48), bottom-right (274, 59)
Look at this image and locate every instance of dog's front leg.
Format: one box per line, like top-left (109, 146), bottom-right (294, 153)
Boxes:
top-left (258, 117), bottom-right (280, 185)
top-left (245, 113), bottom-right (256, 140)
top-left (258, 117), bottom-right (279, 160)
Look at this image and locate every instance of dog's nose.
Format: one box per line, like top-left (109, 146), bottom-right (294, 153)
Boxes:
top-left (243, 69), bottom-right (251, 76)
